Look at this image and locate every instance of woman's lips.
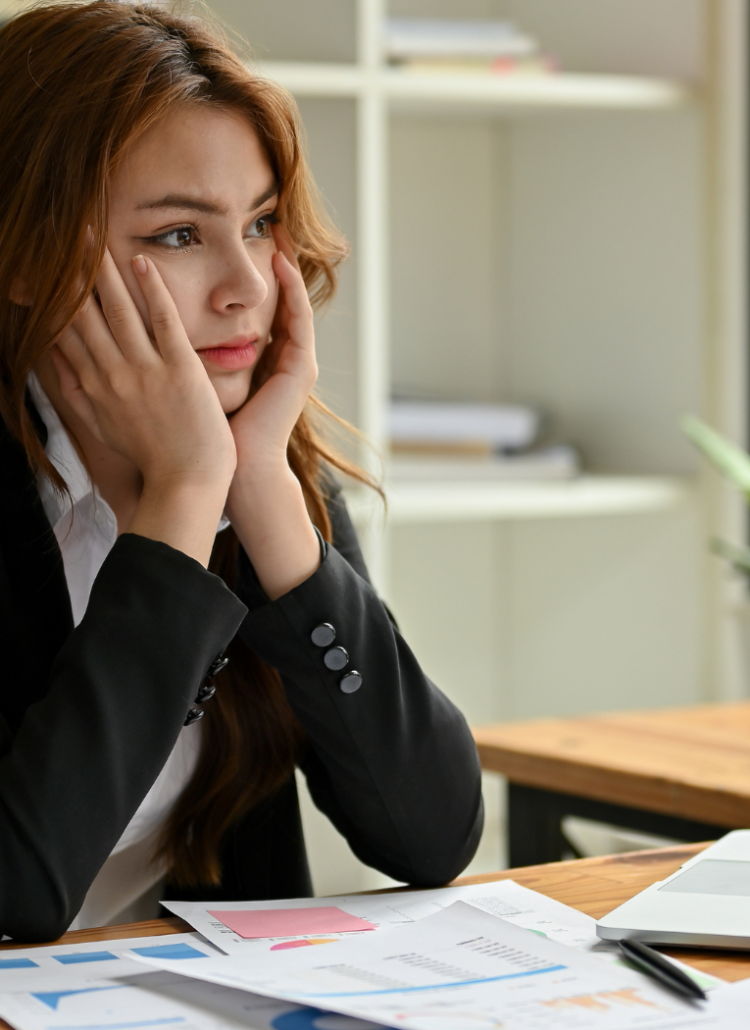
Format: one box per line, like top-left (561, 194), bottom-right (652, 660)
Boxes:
top-left (198, 338), bottom-right (258, 370)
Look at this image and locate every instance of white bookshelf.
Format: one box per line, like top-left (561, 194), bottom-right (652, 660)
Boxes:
top-left (256, 12), bottom-right (694, 543)
top-left (253, 0), bottom-right (693, 467)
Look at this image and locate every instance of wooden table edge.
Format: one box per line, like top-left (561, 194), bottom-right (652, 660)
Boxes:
top-left (1, 843), bottom-right (747, 1030)
top-left (473, 744), bottom-right (750, 826)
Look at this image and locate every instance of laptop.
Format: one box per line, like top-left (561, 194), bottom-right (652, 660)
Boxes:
top-left (597, 829), bottom-right (750, 948)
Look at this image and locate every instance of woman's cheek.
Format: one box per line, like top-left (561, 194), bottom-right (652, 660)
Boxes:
top-left (155, 264), bottom-right (203, 342)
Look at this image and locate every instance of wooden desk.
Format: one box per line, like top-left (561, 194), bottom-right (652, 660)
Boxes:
top-left (1, 842), bottom-right (748, 1030)
top-left (473, 702), bottom-right (750, 867)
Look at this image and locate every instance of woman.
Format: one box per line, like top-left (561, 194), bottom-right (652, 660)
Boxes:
top-left (0, 1), bottom-right (483, 942)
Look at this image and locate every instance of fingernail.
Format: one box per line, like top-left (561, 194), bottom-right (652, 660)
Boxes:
top-left (133, 254), bottom-right (147, 275)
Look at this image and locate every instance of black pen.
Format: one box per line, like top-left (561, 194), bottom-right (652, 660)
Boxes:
top-left (618, 939), bottom-right (707, 1001)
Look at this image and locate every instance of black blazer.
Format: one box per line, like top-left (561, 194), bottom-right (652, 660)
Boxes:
top-left (0, 420), bottom-right (483, 942)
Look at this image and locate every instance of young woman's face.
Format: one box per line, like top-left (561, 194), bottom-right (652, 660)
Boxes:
top-left (107, 105), bottom-right (279, 415)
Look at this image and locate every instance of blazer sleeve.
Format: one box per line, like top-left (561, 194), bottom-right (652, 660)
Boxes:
top-left (0, 534), bottom-right (247, 942)
top-left (235, 482), bottom-right (484, 887)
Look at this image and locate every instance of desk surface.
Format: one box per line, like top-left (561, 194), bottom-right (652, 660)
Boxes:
top-left (473, 702), bottom-right (750, 826)
top-left (1, 841), bottom-right (748, 1026)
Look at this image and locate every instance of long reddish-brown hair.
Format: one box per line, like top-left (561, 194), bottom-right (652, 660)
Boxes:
top-left (0, 1), bottom-right (376, 887)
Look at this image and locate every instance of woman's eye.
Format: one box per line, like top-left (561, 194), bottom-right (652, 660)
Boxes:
top-left (246, 212), bottom-right (278, 240)
top-left (152, 226), bottom-right (199, 249)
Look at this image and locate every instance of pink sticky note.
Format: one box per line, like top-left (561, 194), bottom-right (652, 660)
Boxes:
top-left (207, 905), bottom-right (376, 939)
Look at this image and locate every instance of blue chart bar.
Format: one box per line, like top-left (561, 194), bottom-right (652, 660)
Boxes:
top-left (54, 951), bottom-right (117, 965)
top-left (131, 943), bottom-right (205, 961)
top-left (33, 986), bottom-right (124, 1010)
top-left (0, 957), bottom-right (38, 969)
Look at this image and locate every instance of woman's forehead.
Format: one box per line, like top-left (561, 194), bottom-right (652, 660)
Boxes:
top-left (111, 106), bottom-right (275, 213)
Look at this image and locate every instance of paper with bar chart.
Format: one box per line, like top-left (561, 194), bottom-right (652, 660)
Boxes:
top-left (0, 967), bottom-right (384, 1030)
top-left (0, 933), bottom-right (220, 995)
top-left (132, 902), bottom-right (724, 1029)
top-left (0, 932), bottom-right (383, 1030)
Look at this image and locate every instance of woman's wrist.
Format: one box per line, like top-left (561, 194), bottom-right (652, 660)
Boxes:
top-left (129, 475), bottom-right (231, 568)
top-left (227, 466), bottom-right (321, 601)
top-left (226, 458), bottom-right (301, 516)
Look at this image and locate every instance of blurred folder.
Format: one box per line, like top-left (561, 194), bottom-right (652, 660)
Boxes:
top-left (389, 399), bottom-right (541, 453)
top-left (384, 18), bottom-right (539, 60)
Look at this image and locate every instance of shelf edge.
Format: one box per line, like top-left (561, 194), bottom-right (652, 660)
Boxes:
top-left (344, 476), bottom-right (696, 526)
top-left (253, 62), bottom-right (694, 110)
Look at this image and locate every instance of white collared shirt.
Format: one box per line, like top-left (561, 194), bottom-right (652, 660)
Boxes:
top-left (27, 375), bottom-right (204, 930)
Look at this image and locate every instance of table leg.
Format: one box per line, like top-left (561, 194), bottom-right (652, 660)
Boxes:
top-left (508, 783), bottom-right (569, 867)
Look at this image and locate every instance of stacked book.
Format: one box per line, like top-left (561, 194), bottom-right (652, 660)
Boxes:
top-left (384, 17), bottom-right (557, 76)
top-left (388, 399), bottom-right (579, 481)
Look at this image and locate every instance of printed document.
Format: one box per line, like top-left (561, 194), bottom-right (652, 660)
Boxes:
top-left (163, 879), bottom-right (604, 955)
top-left (132, 901), bottom-right (728, 1029)
top-left (165, 878), bottom-right (722, 992)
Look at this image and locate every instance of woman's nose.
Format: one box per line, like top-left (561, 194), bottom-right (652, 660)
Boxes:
top-left (209, 246), bottom-right (269, 312)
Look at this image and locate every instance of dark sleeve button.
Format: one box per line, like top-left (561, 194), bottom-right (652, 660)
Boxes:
top-left (206, 655), bottom-right (230, 678)
top-left (311, 623), bottom-right (336, 647)
top-left (323, 646), bottom-right (349, 671)
top-left (340, 671), bottom-right (362, 694)
top-left (184, 708), bottom-right (205, 726)
top-left (195, 683), bottom-right (216, 704)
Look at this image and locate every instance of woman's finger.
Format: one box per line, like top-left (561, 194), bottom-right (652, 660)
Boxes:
top-left (56, 322), bottom-right (98, 382)
top-left (70, 289), bottom-right (126, 375)
top-left (271, 223), bottom-right (300, 271)
top-left (272, 251), bottom-right (305, 310)
top-left (49, 342), bottom-right (104, 443)
top-left (50, 337), bottom-right (84, 392)
top-left (270, 225), bottom-right (309, 342)
top-left (272, 251), bottom-right (314, 340)
top-left (129, 254), bottom-right (195, 365)
top-left (94, 248), bottom-right (158, 366)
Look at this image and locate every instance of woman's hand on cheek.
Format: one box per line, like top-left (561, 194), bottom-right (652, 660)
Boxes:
top-left (226, 227), bottom-right (317, 495)
top-left (55, 248), bottom-right (236, 492)
top-left (224, 227), bottom-right (321, 600)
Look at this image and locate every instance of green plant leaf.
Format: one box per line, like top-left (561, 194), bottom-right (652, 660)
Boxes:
top-left (681, 415), bottom-right (750, 497)
top-left (711, 536), bottom-right (750, 576)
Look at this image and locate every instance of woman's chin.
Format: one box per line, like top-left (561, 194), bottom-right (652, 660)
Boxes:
top-left (210, 372), bottom-right (252, 415)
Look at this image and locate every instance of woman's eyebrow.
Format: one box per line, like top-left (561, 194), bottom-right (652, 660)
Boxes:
top-left (136, 183), bottom-right (279, 215)
top-left (249, 183), bottom-right (279, 211)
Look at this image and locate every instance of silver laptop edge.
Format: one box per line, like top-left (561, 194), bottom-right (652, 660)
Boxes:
top-left (596, 829), bottom-right (750, 948)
